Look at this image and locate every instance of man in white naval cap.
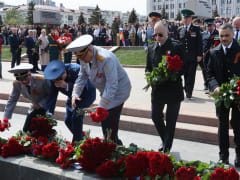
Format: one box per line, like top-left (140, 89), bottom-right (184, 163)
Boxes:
top-left (3, 63), bottom-right (51, 132)
top-left (67, 35), bottom-right (132, 145)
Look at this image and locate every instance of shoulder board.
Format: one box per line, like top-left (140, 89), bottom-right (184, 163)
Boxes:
top-left (96, 54), bottom-right (104, 62)
top-left (33, 76), bottom-right (45, 80)
top-left (13, 80), bottom-right (20, 84)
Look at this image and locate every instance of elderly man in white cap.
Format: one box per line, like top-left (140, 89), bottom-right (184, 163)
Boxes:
top-left (67, 35), bottom-right (131, 145)
top-left (3, 63), bottom-right (51, 132)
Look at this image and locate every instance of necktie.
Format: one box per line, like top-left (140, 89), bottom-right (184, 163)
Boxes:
top-left (235, 30), bottom-right (239, 40)
top-left (225, 48), bottom-right (230, 56)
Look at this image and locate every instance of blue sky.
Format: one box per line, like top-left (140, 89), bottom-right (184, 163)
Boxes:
top-left (1, 0), bottom-right (147, 15)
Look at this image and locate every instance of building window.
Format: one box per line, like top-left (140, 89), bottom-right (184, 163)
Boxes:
top-left (170, 12), bottom-right (174, 18)
top-left (153, 5), bottom-right (156, 10)
top-left (158, 5), bottom-right (161, 10)
top-left (166, 4), bottom-right (169, 9)
top-left (226, 7), bottom-right (231, 14)
top-left (212, 0), bottom-right (216, 5)
top-left (227, 0), bottom-right (231, 3)
top-left (238, 0), bottom-right (240, 3)
top-left (179, 3), bottom-right (182, 8)
top-left (170, 4), bottom-right (174, 8)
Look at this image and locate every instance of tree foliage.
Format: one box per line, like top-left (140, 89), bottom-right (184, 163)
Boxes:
top-left (78, 12), bottom-right (85, 25)
top-left (128, 8), bottom-right (138, 24)
top-left (212, 5), bottom-right (219, 18)
top-left (175, 11), bottom-right (182, 21)
top-left (27, 2), bottom-right (35, 25)
top-left (0, 15), bottom-right (3, 26)
top-left (161, 7), bottom-right (168, 20)
top-left (89, 5), bottom-right (105, 25)
top-left (4, 9), bottom-right (25, 25)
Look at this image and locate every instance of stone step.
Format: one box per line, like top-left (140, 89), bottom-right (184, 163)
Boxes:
top-left (0, 93), bottom-right (220, 128)
top-left (0, 99), bottom-right (234, 147)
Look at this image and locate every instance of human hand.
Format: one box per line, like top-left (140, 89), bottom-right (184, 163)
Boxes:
top-left (213, 87), bottom-right (220, 94)
top-left (197, 56), bottom-right (202, 62)
top-left (72, 95), bottom-right (82, 109)
top-left (54, 80), bottom-right (67, 88)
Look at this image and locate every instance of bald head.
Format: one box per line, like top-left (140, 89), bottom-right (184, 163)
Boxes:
top-left (154, 21), bottom-right (168, 45)
top-left (233, 17), bottom-right (240, 30)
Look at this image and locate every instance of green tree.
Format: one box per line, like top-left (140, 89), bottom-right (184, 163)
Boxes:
top-left (27, 2), bottom-right (35, 25)
top-left (128, 8), bottom-right (138, 24)
top-left (0, 15), bottom-right (3, 26)
top-left (161, 7), bottom-right (168, 20)
top-left (89, 5), bottom-right (105, 25)
top-left (78, 12), bottom-right (85, 25)
top-left (111, 17), bottom-right (120, 45)
top-left (4, 9), bottom-right (25, 25)
top-left (212, 5), bottom-right (219, 18)
top-left (175, 11), bottom-right (182, 21)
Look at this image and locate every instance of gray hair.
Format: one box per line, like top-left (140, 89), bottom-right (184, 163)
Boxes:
top-left (219, 23), bottom-right (234, 33)
top-left (154, 21), bottom-right (169, 31)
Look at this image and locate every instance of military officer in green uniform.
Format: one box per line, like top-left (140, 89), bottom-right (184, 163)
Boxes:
top-left (3, 64), bottom-right (51, 132)
top-left (48, 26), bottom-right (59, 61)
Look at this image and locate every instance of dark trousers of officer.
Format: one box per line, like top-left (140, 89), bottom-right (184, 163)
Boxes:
top-left (101, 103), bottom-right (124, 145)
top-left (27, 50), bottom-right (38, 72)
top-left (216, 103), bottom-right (240, 159)
top-left (64, 52), bottom-right (72, 64)
top-left (11, 49), bottom-right (21, 68)
top-left (184, 59), bottom-right (198, 97)
top-left (65, 88), bottom-right (96, 142)
top-left (23, 108), bottom-right (46, 132)
top-left (151, 101), bottom-right (181, 152)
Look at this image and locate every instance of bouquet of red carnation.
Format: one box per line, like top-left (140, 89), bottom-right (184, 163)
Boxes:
top-left (0, 118), bottom-right (10, 132)
top-left (210, 167), bottom-right (239, 180)
top-left (29, 115), bottom-right (57, 139)
top-left (1, 137), bottom-right (24, 158)
top-left (56, 142), bottom-right (76, 169)
top-left (77, 106), bottom-right (109, 123)
top-left (76, 137), bottom-right (116, 171)
top-left (175, 166), bottom-right (200, 180)
top-left (212, 77), bottom-right (240, 110)
top-left (144, 55), bottom-right (184, 90)
top-left (57, 36), bottom-right (72, 49)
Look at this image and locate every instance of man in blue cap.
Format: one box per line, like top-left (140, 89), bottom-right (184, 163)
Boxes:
top-left (202, 18), bottom-right (219, 90)
top-left (44, 60), bottom-right (96, 142)
top-left (177, 9), bottom-right (203, 99)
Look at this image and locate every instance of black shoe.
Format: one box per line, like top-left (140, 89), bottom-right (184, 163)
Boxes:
top-left (218, 153), bottom-right (229, 164)
top-left (158, 147), bottom-right (163, 152)
top-left (186, 93), bottom-right (192, 99)
top-left (235, 148), bottom-right (240, 167)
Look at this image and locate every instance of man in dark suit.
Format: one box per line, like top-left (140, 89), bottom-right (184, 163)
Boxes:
top-left (146, 21), bottom-right (185, 153)
top-left (207, 23), bottom-right (240, 167)
top-left (9, 27), bottom-right (22, 68)
top-left (177, 9), bottom-right (202, 99)
top-left (25, 30), bottom-right (37, 72)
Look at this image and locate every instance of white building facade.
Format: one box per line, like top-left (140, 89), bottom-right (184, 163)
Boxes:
top-left (147, 0), bottom-right (212, 20)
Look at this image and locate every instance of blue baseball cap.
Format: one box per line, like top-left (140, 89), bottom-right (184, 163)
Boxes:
top-left (44, 60), bottom-right (65, 80)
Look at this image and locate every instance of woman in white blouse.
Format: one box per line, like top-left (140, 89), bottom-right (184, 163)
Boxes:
top-left (39, 29), bottom-right (50, 71)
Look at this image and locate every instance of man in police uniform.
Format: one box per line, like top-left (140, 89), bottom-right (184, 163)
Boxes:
top-left (146, 21), bottom-right (185, 153)
top-left (144, 12), bottom-right (161, 50)
top-left (202, 18), bottom-right (219, 90)
top-left (66, 35), bottom-right (131, 145)
top-left (44, 60), bottom-right (96, 142)
top-left (207, 23), bottom-right (240, 167)
top-left (177, 9), bottom-right (202, 99)
top-left (3, 64), bottom-right (51, 132)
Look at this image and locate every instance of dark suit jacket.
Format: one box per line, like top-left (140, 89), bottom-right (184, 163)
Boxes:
top-left (9, 34), bottom-right (21, 51)
top-left (25, 36), bottom-right (35, 52)
top-left (146, 38), bottom-right (185, 103)
top-left (207, 39), bottom-right (240, 92)
top-left (177, 24), bottom-right (202, 61)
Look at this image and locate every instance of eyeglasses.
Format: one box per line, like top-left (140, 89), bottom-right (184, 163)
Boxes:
top-left (153, 33), bottom-right (164, 38)
top-left (16, 74), bottom-right (29, 81)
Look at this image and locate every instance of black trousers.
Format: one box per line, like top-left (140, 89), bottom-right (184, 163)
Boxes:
top-left (151, 101), bottom-right (181, 152)
top-left (216, 103), bottom-right (240, 157)
top-left (101, 103), bottom-right (124, 145)
top-left (199, 58), bottom-right (208, 88)
top-left (23, 108), bottom-right (46, 132)
top-left (11, 49), bottom-right (21, 68)
top-left (184, 60), bottom-right (197, 97)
